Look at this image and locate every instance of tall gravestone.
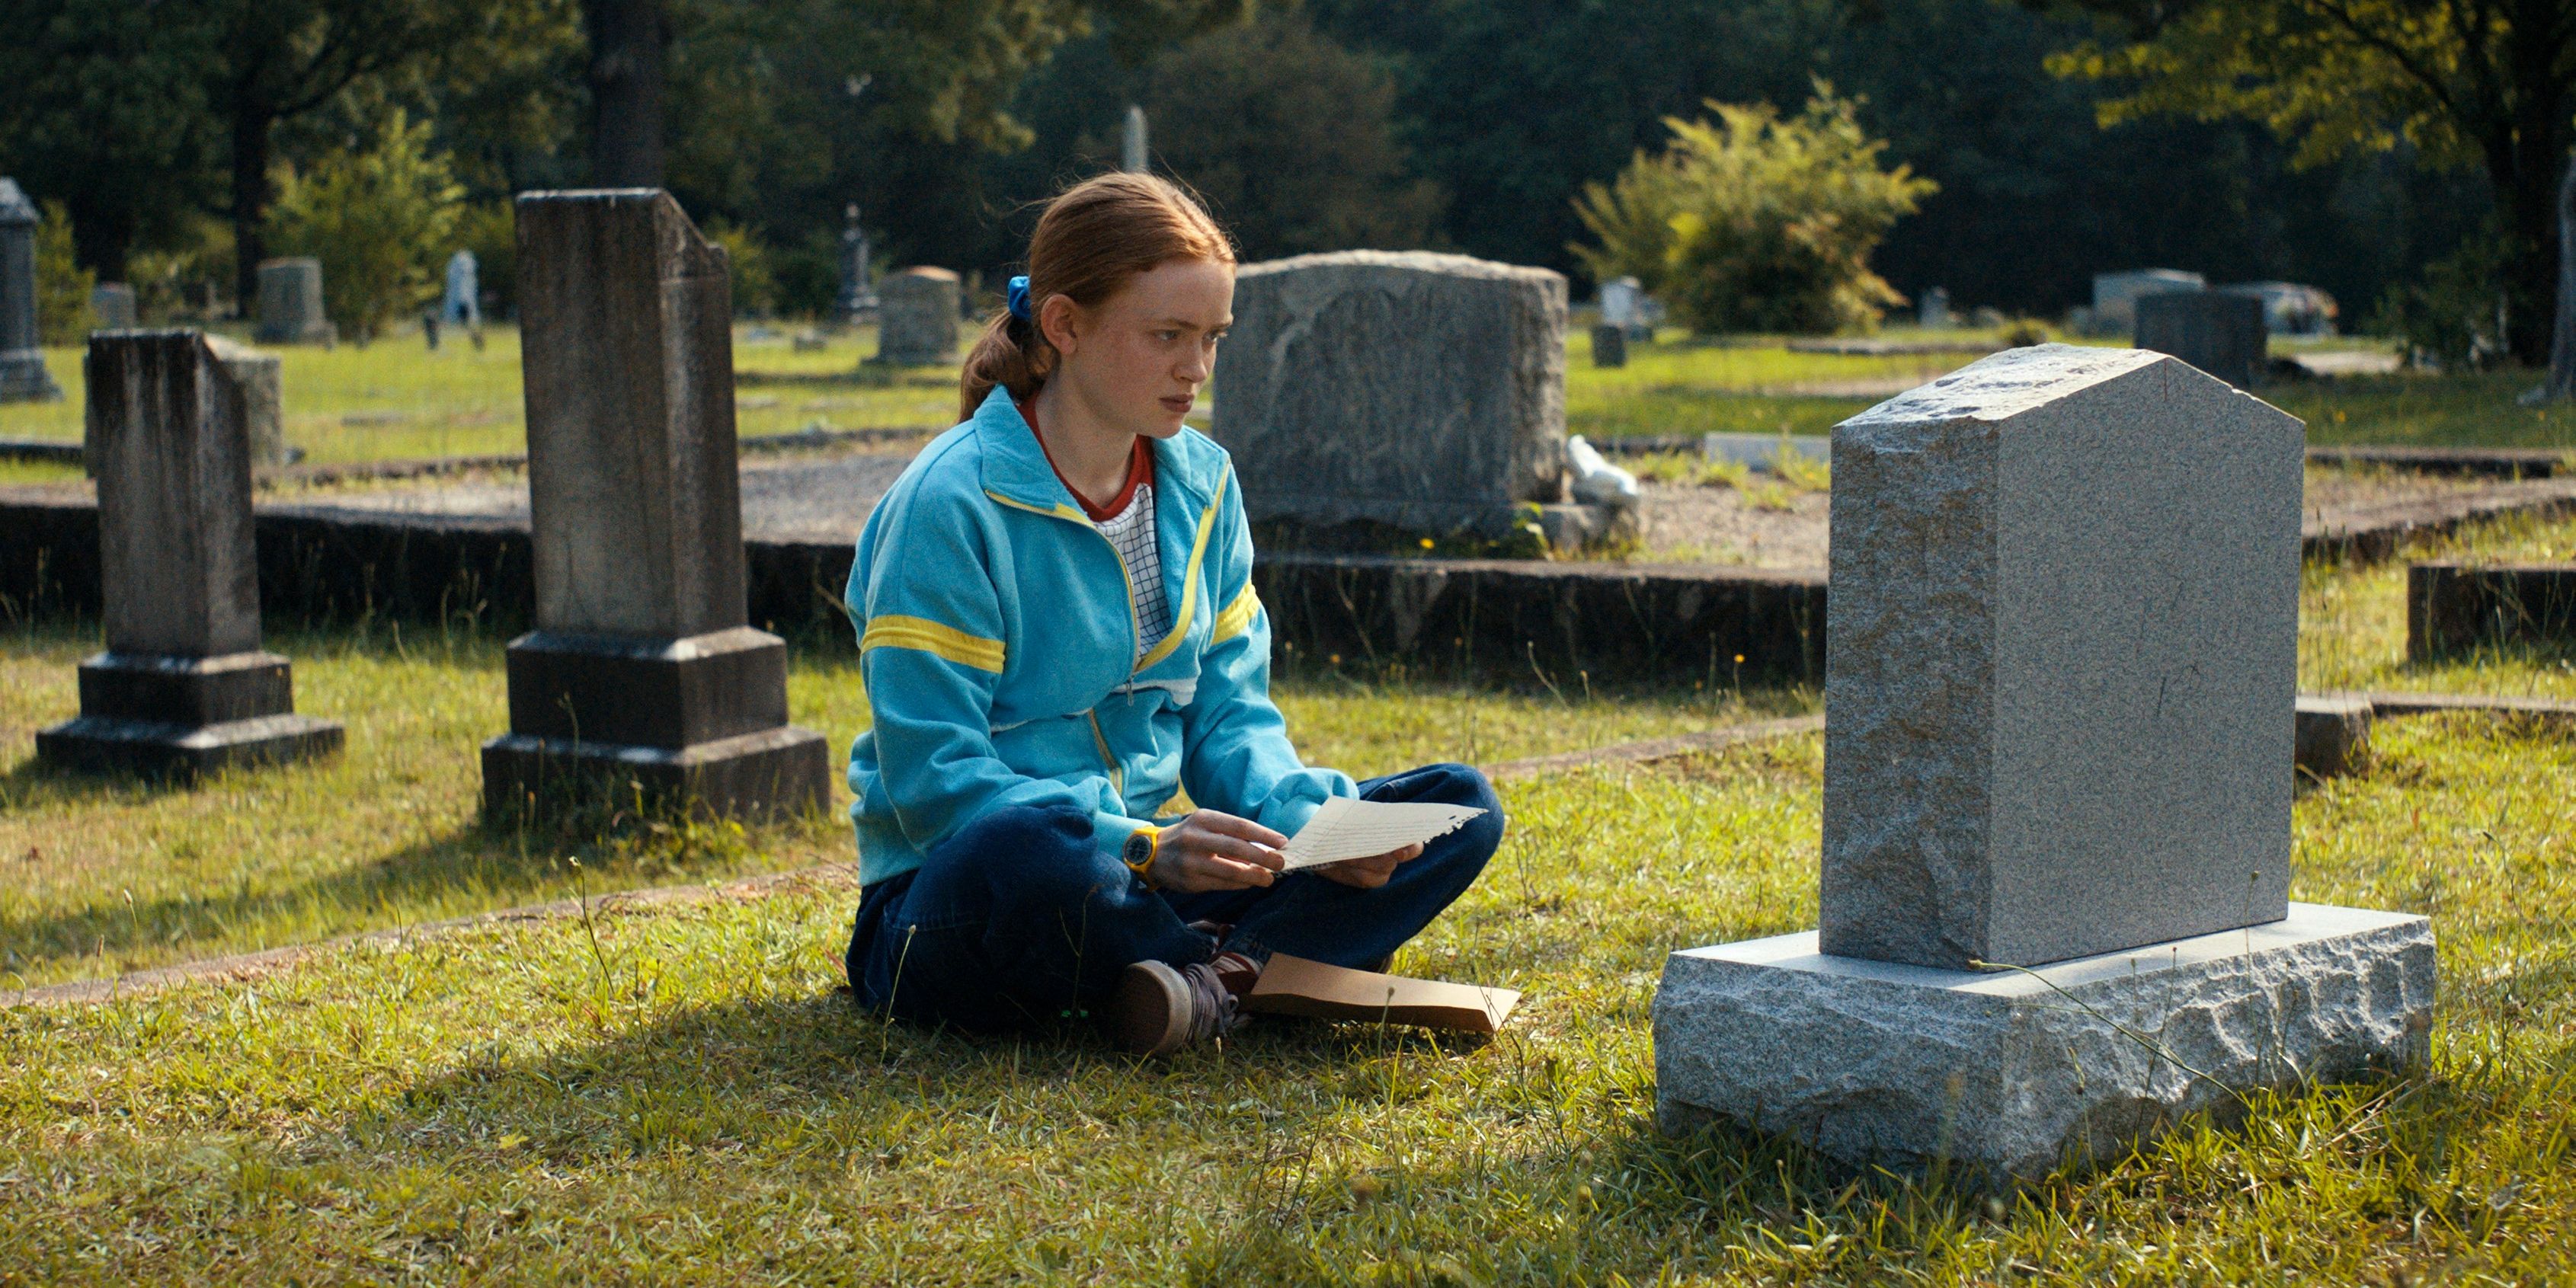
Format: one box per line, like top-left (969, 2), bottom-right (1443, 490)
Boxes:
top-left (1122, 105), bottom-right (1150, 173)
top-left (874, 267), bottom-right (959, 366)
top-left (1653, 345), bottom-right (2437, 1184)
top-left (2136, 289), bottom-right (2267, 389)
top-left (1211, 251), bottom-right (1589, 545)
top-left (2091, 268), bottom-right (2203, 335)
top-left (836, 204), bottom-right (878, 326)
top-left (254, 257), bottom-right (336, 346)
top-left (482, 189), bottom-right (830, 822)
top-left (0, 179), bottom-right (64, 402)
top-left (37, 331), bottom-right (341, 776)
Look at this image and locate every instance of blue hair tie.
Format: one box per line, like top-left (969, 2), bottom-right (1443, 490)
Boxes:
top-left (1006, 275), bottom-right (1032, 321)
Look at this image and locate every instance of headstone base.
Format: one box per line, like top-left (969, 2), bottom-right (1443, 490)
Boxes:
top-left (1654, 903), bottom-right (2435, 1187)
top-left (480, 724), bottom-right (830, 823)
top-left (2295, 695), bottom-right (2375, 780)
top-left (0, 352), bottom-right (62, 402)
top-left (35, 650), bottom-right (341, 778)
top-left (36, 713), bottom-right (344, 778)
top-left (1255, 500), bottom-right (1640, 554)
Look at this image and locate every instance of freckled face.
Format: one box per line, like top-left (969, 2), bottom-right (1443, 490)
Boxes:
top-left (1052, 257), bottom-right (1234, 439)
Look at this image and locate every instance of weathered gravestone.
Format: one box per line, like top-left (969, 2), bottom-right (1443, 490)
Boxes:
top-left (254, 257), bottom-right (336, 346)
top-left (1589, 322), bottom-right (1626, 369)
top-left (0, 178), bottom-right (64, 402)
top-left (2136, 289), bottom-right (2267, 389)
top-left (1654, 344), bottom-right (2436, 1184)
top-left (36, 331), bottom-right (342, 776)
top-left (204, 336), bottom-right (289, 468)
top-left (482, 189), bottom-right (830, 822)
top-left (91, 283), bottom-right (138, 331)
top-left (874, 267), bottom-right (960, 366)
top-left (1212, 251), bottom-right (1624, 548)
top-left (1918, 286), bottom-right (1952, 329)
top-left (2090, 268), bottom-right (2203, 335)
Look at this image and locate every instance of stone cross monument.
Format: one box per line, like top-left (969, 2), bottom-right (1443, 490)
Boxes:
top-left (1653, 344), bottom-right (2437, 1184)
top-left (37, 331), bottom-right (341, 777)
top-left (482, 190), bottom-right (830, 822)
top-left (837, 203), bottom-right (878, 326)
top-left (0, 178), bottom-right (65, 402)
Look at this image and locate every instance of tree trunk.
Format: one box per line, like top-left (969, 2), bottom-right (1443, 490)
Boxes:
top-left (583, 0), bottom-right (668, 187)
top-left (2499, 8), bottom-right (2571, 367)
top-left (2546, 155), bottom-right (2576, 398)
top-left (231, 103), bottom-right (272, 316)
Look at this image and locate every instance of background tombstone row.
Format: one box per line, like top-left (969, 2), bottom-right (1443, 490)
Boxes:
top-left (39, 188), bottom-right (829, 825)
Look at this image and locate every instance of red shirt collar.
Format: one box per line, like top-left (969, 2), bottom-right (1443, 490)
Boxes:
top-left (1019, 396), bottom-right (1154, 521)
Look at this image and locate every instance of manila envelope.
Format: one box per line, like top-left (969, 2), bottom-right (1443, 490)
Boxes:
top-left (1241, 953), bottom-right (1520, 1034)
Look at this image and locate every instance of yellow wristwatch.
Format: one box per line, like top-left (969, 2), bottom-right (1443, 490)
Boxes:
top-left (1121, 825), bottom-right (1162, 881)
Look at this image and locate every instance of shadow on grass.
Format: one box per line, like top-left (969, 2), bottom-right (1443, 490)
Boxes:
top-left (0, 816), bottom-right (725, 982)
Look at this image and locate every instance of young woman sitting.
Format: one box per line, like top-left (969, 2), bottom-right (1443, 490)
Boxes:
top-left (842, 173), bottom-right (1503, 1056)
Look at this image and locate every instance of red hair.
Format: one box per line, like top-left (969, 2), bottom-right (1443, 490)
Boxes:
top-left (960, 172), bottom-right (1237, 421)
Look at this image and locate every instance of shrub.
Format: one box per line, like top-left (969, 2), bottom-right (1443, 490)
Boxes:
top-left (1572, 86), bottom-right (1934, 336)
top-left (2370, 229), bottom-right (2511, 372)
top-left (34, 201), bottom-right (96, 344)
top-left (264, 110), bottom-right (463, 344)
top-left (699, 220), bottom-right (777, 318)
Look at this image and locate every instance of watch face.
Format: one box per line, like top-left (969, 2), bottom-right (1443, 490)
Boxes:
top-left (1124, 832), bottom-right (1155, 866)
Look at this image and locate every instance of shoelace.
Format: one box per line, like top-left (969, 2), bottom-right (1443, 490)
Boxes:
top-left (1178, 961), bottom-right (1241, 1046)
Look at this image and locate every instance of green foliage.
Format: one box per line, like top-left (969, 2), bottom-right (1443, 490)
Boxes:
top-left (2041, 0), bottom-right (2576, 364)
top-left (264, 110), bottom-right (465, 344)
top-left (699, 220), bottom-right (777, 318)
top-left (2370, 229), bottom-right (2513, 372)
top-left (1573, 89), bottom-right (1935, 335)
top-left (30, 201), bottom-right (95, 345)
top-left (1138, 9), bottom-right (1443, 260)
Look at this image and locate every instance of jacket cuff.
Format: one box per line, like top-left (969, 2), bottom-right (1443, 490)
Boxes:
top-left (1090, 810), bottom-right (1160, 858)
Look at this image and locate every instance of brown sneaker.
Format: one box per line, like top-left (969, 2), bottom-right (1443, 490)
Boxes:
top-left (1107, 958), bottom-right (1243, 1056)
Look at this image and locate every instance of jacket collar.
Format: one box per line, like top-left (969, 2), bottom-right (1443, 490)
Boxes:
top-left (971, 385), bottom-right (1218, 516)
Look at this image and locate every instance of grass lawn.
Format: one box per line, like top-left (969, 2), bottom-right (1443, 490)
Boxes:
top-left (1, 694), bottom-right (2571, 1280)
top-left (0, 620), bottom-right (1801, 993)
top-left (14, 324), bottom-right (2569, 472)
top-left (0, 512), bottom-right (2571, 1279)
top-left (0, 325), bottom-right (959, 465)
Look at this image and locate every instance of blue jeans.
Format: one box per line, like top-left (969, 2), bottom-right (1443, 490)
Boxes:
top-left (845, 762), bottom-right (1503, 1032)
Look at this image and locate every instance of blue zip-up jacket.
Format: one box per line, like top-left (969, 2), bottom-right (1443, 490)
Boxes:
top-left (844, 387), bottom-right (1355, 886)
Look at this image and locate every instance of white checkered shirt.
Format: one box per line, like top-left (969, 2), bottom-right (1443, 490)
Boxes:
top-left (1096, 483), bottom-right (1170, 659)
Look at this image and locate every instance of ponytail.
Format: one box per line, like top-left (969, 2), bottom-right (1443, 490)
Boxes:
top-left (958, 308), bottom-right (1050, 422)
top-left (958, 171), bottom-right (1236, 423)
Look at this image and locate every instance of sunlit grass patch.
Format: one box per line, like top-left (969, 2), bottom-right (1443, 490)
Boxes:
top-left (0, 711), bottom-right (2570, 1281)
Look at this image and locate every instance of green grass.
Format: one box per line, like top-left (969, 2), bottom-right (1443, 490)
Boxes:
top-left (0, 620), bottom-right (1797, 992)
top-left (0, 325), bottom-right (959, 466)
top-left (20, 324), bottom-right (2565, 471)
top-left (2, 705), bottom-right (2571, 1281)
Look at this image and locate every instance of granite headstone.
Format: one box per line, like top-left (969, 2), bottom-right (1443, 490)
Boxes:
top-left (1210, 251), bottom-right (1579, 543)
top-left (1654, 344), bottom-right (2437, 1184)
top-left (483, 189), bottom-right (829, 822)
top-left (91, 283), bottom-right (138, 331)
top-left (2090, 268), bottom-right (2203, 335)
top-left (36, 331), bottom-right (341, 775)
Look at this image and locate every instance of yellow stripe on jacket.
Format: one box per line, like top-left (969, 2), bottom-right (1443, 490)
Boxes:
top-left (1211, 581), bottom-right (1261, 644)
top-left (860, 615), bottom-right (1006, 673)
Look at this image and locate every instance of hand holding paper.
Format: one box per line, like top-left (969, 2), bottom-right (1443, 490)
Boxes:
top-left (1281, 797), bottom-right (1489, 871)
